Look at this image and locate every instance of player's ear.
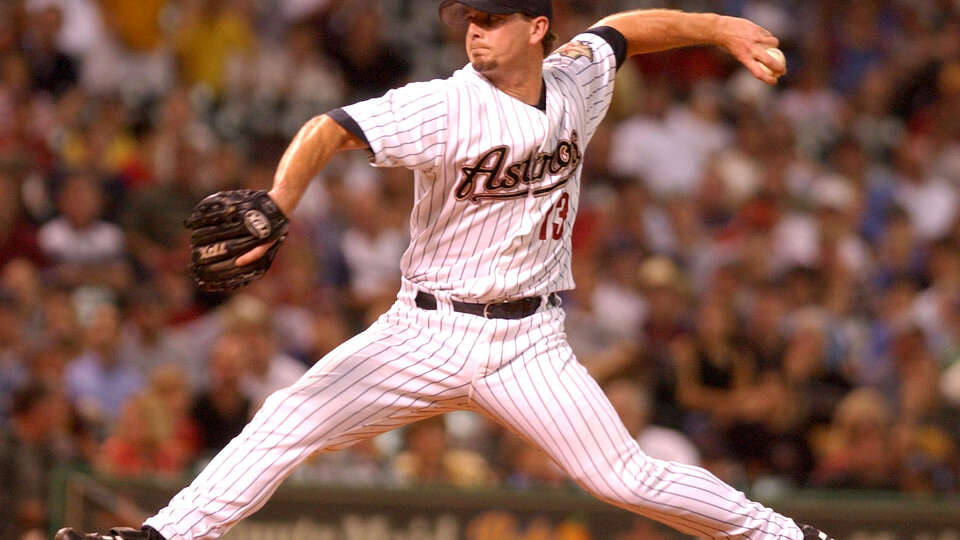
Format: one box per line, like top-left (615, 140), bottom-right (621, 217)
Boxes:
top-left (528, 15), bottom-right (549, 46)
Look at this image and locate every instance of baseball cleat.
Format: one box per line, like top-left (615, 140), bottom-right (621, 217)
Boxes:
top-left (800, 524), bottom-right (834, 540)
top-left (55, 527), bottom-right (164, 540)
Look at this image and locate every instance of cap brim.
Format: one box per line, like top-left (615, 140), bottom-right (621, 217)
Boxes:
top-left (438, 0), bottom-right (518, 28)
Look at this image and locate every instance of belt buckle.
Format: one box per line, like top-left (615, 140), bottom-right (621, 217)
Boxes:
top-left (482, 299), bottom-right (511, 319)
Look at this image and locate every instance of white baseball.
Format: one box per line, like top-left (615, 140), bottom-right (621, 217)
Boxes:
top-left (759, 47), bottom-right (785, 76)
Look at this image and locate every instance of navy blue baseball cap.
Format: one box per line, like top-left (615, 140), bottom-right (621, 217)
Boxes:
top-left (439, 0), bottom-right (552, 28)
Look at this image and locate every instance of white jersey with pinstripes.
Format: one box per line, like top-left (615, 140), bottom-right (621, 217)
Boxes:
top-left (339, 31), bottom-right (616, 302)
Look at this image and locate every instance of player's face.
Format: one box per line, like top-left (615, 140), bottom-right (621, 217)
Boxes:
top-left (463, 9), bottom-right (537, 75)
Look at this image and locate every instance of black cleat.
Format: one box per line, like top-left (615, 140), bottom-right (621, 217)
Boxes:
top-left (800, 524), bottom-right (834, 540)
top-left (55, 527), bottom-right (165, 540)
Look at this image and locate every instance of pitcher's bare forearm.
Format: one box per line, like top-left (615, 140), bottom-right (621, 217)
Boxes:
top-left (594, 10), bottom-right (723, 55)
top-left (268, 114), bottom-right (366, 215)
top-left (235, 115), bottom-right (364, 266)
top-left (594, 9), bottom-right (783, 83)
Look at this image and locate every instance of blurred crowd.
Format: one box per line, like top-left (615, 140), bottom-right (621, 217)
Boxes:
top-left (0, 0), bottom-right (959, 537)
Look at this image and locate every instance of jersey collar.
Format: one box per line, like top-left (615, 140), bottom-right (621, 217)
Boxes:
top-left (463, 64), bottom-right (548, 113)
top-left (536, 80), bottom-right (546, 112)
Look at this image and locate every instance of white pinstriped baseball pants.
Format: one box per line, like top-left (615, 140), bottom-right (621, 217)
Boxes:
top-left (145, 282), bottom-right (803, 540)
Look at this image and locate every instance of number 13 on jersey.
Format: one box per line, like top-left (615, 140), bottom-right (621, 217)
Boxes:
top-left (539, 191), bottom-right (570, 240)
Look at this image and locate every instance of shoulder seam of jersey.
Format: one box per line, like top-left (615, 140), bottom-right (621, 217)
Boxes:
top-left (584, 26), bottom-right (628, 70)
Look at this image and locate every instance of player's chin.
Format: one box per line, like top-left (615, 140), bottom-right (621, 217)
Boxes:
top-left (471, 58), bottom-right (499, 73)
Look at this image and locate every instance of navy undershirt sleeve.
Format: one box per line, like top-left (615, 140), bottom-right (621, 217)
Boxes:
top-left (585, 26), bottom-right (628, 70)
top-left (327, 108), bottom-right (370, 148)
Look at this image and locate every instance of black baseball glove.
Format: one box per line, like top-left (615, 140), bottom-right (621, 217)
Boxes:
top-left (185, 189), bottom-right (289, 292)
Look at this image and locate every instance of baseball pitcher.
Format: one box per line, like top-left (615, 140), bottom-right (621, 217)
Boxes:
top-left (59, 1), bottom-right (832, 539)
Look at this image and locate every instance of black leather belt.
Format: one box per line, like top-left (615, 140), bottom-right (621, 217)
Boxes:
top-left (415, 291), bottom-right (560, 319)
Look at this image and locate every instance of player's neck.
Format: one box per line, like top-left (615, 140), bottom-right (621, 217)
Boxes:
top-left (485, 57), bottom-right (545, 107)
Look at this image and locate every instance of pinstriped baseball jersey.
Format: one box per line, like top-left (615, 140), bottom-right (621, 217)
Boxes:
top-left (333, 30), bottom-right (620, 303)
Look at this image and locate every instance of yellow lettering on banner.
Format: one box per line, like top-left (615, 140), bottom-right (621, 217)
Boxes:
top-left (466, 511), bottom-right (519, 539)
top-left (343, 514), bottom-right (391, 540)
top-left (465, 511), bottom-right (594, 540)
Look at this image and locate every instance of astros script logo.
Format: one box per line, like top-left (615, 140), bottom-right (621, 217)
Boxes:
top-left (455, 131), bottom-right (581, 203)
top-left (556, 41), bottom-right (594, 61)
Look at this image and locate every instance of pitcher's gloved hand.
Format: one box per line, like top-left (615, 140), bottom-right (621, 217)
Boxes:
top-left (184, 189), bottom-right (289, 292)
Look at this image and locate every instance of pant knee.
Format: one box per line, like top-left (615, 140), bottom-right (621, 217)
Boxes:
top-left (568, 451), bottom-right (666, 506)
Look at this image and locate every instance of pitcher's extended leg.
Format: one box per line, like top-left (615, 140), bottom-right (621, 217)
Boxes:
top-left (145, 305), bottom-right (481, 540)
top-left (472, 312), bottom-right (802, 540)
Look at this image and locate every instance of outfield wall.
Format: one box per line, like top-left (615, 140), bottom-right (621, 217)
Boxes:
top-left (54, 471), bottom-right (960, 539)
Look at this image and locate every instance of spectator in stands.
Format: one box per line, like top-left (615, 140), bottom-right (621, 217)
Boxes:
top-left (897, 422), bottom-right (959, 493)
top-left (609, 79), bottom-right (707, 198)
top-left (605, 378), bottom-right (700, 466)
top-left (809, 175), bottom-right (873, 281)
top-left (0, 53), bottom-right (33, 114)
top-left (600, 178), bottom-right (670, 255)
top-left (57, 96), bottom-right (140, 204)
top-left (307, 302), bottom-right (352, 364)
top-left (90, 0), bottom-right (172, 99)
top-left (828, 136), bottom-right (895, 243)
top-left (64, 302), bottom-right (143, 428)
top-left (144, 364), bottom-right (199, 467)
top-left (914, 238), bottom-right (960, 357)
top-left (26, 342), bottom-right (70, 388)
top-left (174, 0), bottom-right (255, 97)
top-left (0, 382), bottom-right (75, 539)
top-left (394, 416), bottom-right (493, 488)
top-left (191, 332), bottom-right (252, 457)
top-left (893, 134), bottom-right (957, 241)
top-left (296, 437), bottom-right (395, 487)
top-left (0, 170), bottom-right (45, 268)
top-left (317, 5), bottom-right (410, 99)
top-left (500, 433), bottom-right (568, 489)
top-left (253, 240), bottom-right (326, 362)
top-left (741, 281), bottom-right (787, 373)
top-left (38, 171), bottom-right (130, 291)
top-left (635, 255), bottom-right (689, 428)
top-left (96, 393), bottom-right (190, 477)
top-left (887, 322), bottom-right (959, 492)
top-left (221, 295), bottom-right (305, 407)
top-left (708, 112), bottom-right (765, 208)
top-left (831, 2), bottom-right (887, 94)
top-left (1, 258), bottom-right (45, 343)
top-left (777, 59), bottom-right (843, 160)
top-left (22, 4), bottom-right (78, 96)
top-left (23, 0), bottom-right (105, 72)
top-left (95, 365), bottom-right (198, 478)
top-left (849, 67), bottom-right (904, 163)
top-left (122, 137), bottom-right (203, 274)
top-left (761, 311), bottom-right (851, 485)
top-left (861, 277), bottom-right (919, 388)
top-left (566, 256), bottom-right (638, 383)
top-left (891, 325), bottom-right (943, 424)
top-left (813, 388), bottom-right (899, 489)
top-left (0, 4), bottom-right (17, 57)
top-left (781, 310), bottom-right (852, 428)
top-left (671, 297), bottom-right (759, 475)
top-left (339, 188), bottom-right (406, 318)
top-left (37, 283), bottom-right (80, 349)
top-left (222, 21), bottom-right (346, 138)
top-left (590, 245), bottom-right (646, 344)
top-left (0, 289), bottom-right (27, 422)
top-left (118, 288), bottom-right (182, 378)
top-left (872, 207), bottom-right (925, 290)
